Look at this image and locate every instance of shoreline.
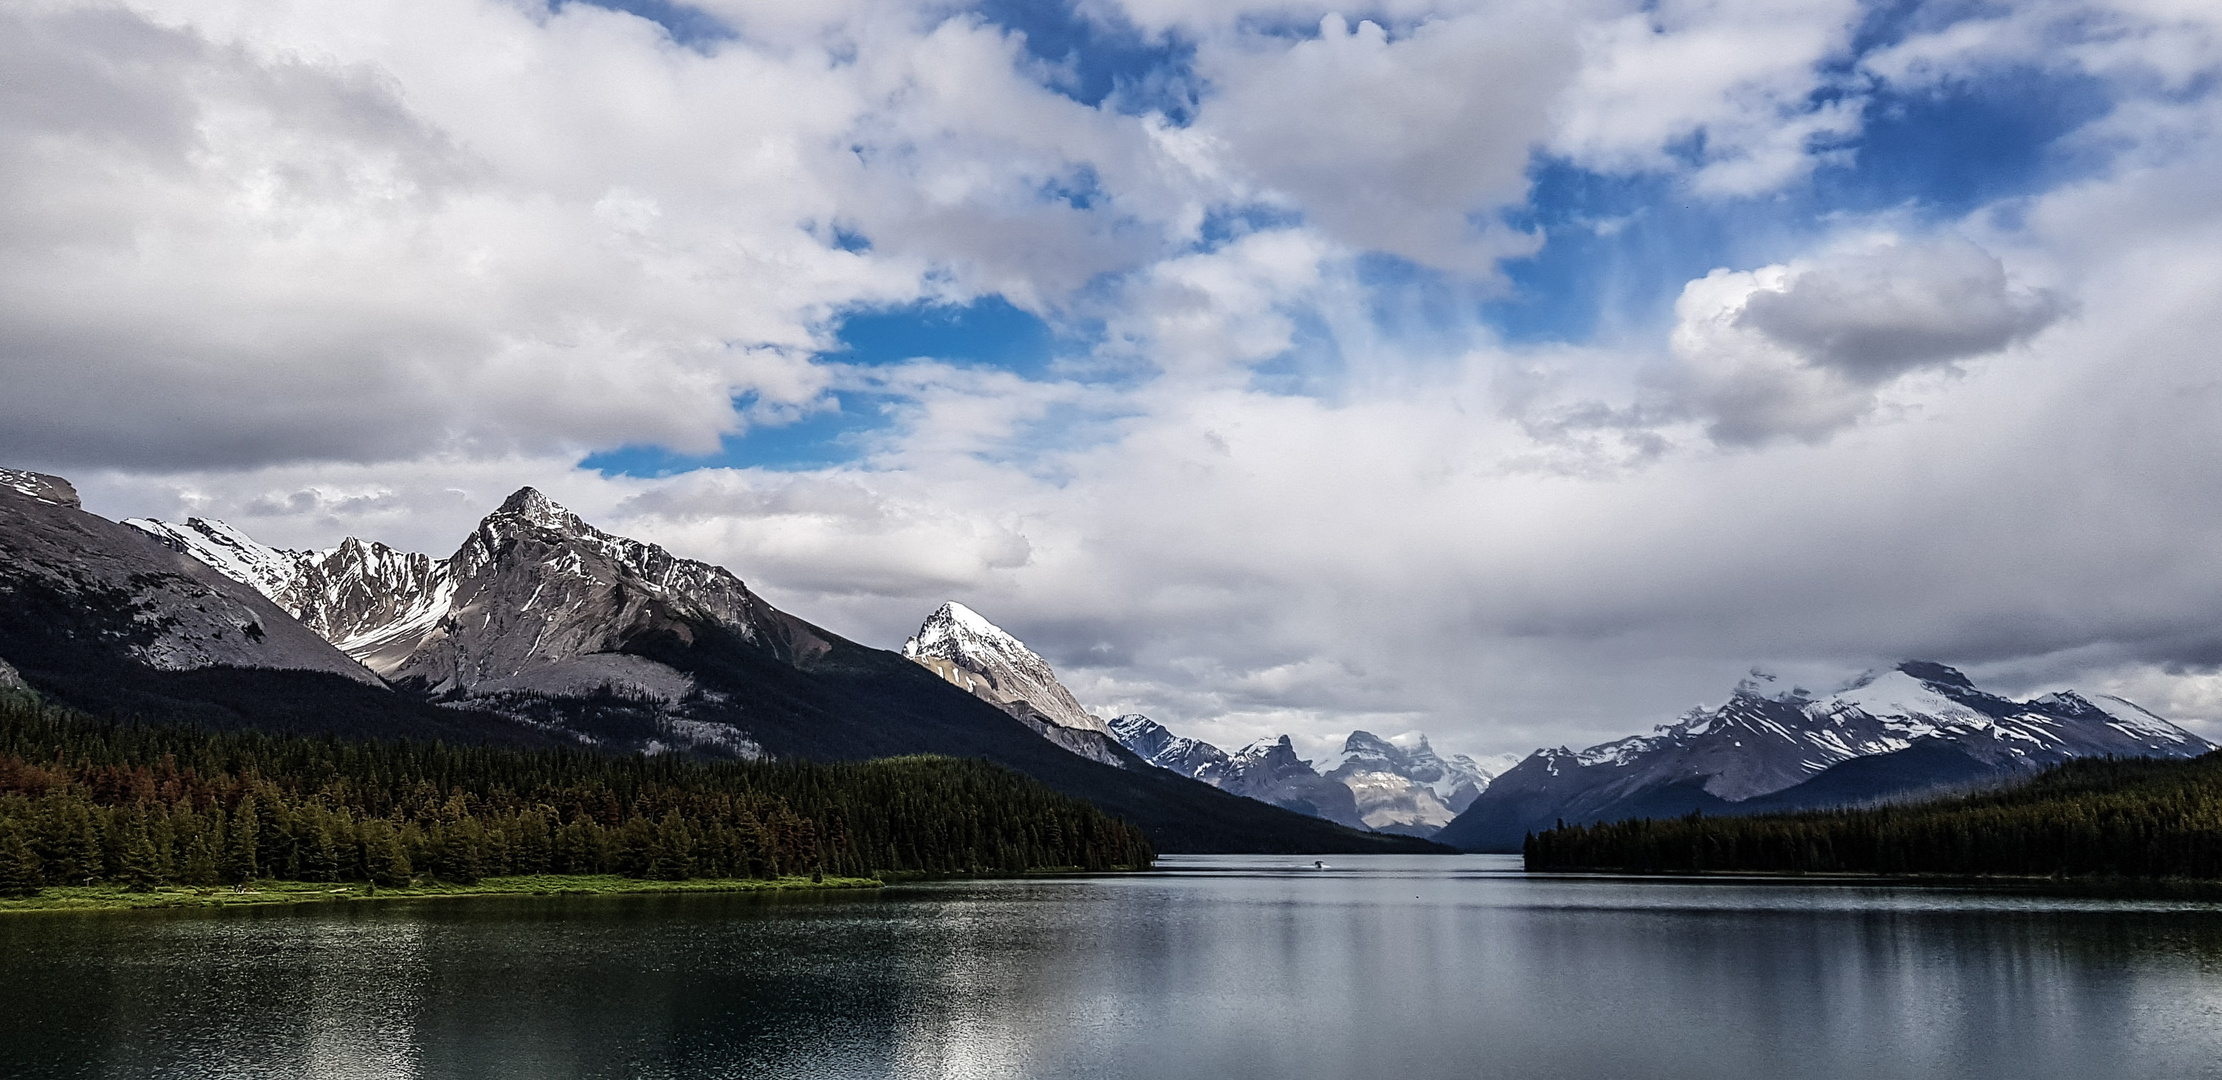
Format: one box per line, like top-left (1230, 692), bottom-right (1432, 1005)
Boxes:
top-left (1524, 866), bottom-right (2222, 898)
top-left (0, 874), bottom-right (884, 915)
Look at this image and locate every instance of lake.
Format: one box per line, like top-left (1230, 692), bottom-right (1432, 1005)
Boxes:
top-left (5, 854), bottom-right (2221, 1079)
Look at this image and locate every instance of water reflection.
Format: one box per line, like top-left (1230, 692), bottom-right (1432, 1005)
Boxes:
top-left (3, 858), bottom-right (2221, 1080)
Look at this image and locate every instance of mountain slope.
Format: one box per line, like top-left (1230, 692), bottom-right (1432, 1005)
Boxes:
top-left (1439, 662), bottom-right (2213, 852)
top-left (897, 601), bottom-right (1132, 767)
top-left (1, 471), bottom-right (379, 687)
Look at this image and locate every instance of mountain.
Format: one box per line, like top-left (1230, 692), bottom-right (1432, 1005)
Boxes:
top-left (899, 602), bottom-right (1134, 767)
top-left (1526, 753), bottom-right (2222, 880)
top-left (135, 488), bottom-right (824, 705)
top-left (0, 469), bottom-right (534, 747)
top-left (1109, 715), bottom-right (1496, 835)
top-left (112, 482), bottom-right (1437, 854)
top-left (1438, 662), bottom-right (2214, 852)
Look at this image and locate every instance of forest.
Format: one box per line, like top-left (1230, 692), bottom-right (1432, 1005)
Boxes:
top-left (1525, 752), bottom-right (2222, 879)
top-left (0, 688), bottom-right (1153, 895)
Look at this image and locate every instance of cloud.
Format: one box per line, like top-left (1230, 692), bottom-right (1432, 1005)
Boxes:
top-left (1549, 0), bottom-right (1866, 194)
top-left (1736, 239), bottom-right (2065, 381)
top-left (1672, 236), bottom-right (2065, 445)
top-left (1188, 10), bottom-right (1575, 273)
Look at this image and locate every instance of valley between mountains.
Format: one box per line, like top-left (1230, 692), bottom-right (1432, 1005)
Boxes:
top-left (3, 465), bottom-right (2210, 854)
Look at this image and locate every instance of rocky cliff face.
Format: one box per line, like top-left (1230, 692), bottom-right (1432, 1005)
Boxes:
top-left (379, 488), bottom-right (827, 696)
top-left (1438, 662), bottom-right (2215, 851)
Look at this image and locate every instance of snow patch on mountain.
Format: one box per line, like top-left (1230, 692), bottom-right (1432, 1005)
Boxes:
top-left (0, 469), bottom-right (77, 509)
top-left (125, 517), bottom-right (313, 605)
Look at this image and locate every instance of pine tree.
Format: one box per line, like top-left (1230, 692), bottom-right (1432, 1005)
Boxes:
top-left (0, 826), bottom-right (43, 896)
top-left (179, 829), bottom-right (219, 887)
top-left (299, 819), bottom-right (340, 883)
top-left (648, 811), bottom-right (694, 881)
top-left (366, 824), bottom-right (413, 888)
top-left (119, 825), bottom-right (163, 892)
top-left (223, 796), bottom-right (260, 884)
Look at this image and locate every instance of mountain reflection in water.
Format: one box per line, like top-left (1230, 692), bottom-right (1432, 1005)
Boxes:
top-left (5, 855), bottom-right (2222, 1080)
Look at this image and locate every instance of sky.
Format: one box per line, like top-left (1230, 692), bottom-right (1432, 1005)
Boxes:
top-left (7, 0), bottom-right (2222, 765)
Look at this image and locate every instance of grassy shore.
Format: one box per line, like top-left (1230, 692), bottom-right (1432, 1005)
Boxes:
top-left (0, 874), bottom-right (882, 914)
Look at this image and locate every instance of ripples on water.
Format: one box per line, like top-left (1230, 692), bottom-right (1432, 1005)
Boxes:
top-left (5, 855), bottom-right (2221, 1079)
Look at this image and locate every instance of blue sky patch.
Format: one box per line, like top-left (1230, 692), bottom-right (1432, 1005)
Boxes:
top-left (582, 391), bottom-right (905, 476)
top-left (831, 295), bottom-right (1060, 375)
top-left (563, 0), bottom-right (733, 48)
top-left (975, 0), bottom-right (1197, 120)
top-left (1822, 67), bottom-right (2116, 216)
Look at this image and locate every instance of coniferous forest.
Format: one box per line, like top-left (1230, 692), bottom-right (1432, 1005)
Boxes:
top-left (0, 689), bottom-right (1153, 895)
top-left (1524, 752), bottom-right (2222, 879)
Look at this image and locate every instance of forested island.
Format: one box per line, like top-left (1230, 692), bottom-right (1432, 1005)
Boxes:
top-left (0, 688), bottom-right (1153, 907)
top-left (1525, 752), bottom-right (2222, 879)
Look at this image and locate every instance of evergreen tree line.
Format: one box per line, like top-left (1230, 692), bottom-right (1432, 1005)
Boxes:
top-left (1524, 752), bottom-right (2222, 878)
top-left (0, 690), bottom-right (1153, 894)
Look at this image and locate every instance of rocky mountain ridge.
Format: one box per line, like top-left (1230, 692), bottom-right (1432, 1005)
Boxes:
top-left (131, 488), bottom-right (829, 708)
top-left (901, 602), bottom-right (1107, 732)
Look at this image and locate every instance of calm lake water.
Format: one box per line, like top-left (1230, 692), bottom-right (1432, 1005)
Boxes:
top-left (5, 854), bottom-right (2221, 1079)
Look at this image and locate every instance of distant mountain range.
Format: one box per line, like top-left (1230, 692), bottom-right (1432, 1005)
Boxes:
top-left (1109, 717), bottom-right (1494, 836)
top-left (1438, 663), bottom-right (2213, 851)
top-left (889, 600), bottom-right (1495, 836)
top-left (0, 468), bottom-right (1435, 855)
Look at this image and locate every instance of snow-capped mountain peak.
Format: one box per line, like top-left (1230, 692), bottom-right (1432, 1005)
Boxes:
top-left (493, 486), bottom-right (580, 533)
top-left (1313, 729), bottom-right (1495, 832)
top-left (901, 602), bottom-right (1106, 733)
top-left (1111, 714), bottom-right (1231, 776)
